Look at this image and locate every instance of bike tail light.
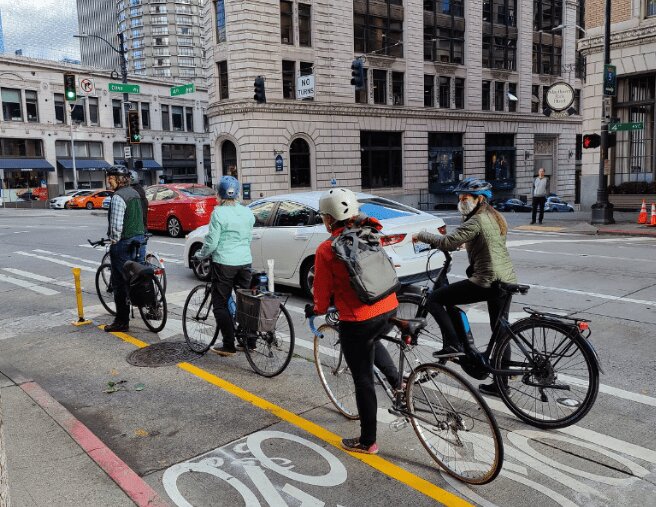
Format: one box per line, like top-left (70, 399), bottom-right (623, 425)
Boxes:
top-left (577, 321), bottom-right (589, 331)
top-left (380, 233), bottom-right (406, 246)
top-left (438, 225), bottom-right (447, 235)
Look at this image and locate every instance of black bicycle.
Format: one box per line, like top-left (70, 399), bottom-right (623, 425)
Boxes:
top-left (398, 249), bottom-right (602, 429)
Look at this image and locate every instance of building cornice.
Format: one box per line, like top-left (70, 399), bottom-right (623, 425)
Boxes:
top-left (579, 23), bottom-right (656, 55)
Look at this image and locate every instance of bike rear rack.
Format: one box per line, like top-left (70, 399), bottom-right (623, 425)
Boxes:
top-left (523, 306), bottom-right (590, 324)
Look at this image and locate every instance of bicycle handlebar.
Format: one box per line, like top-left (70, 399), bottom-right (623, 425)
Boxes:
top-left (308, 316), bottom-right (323, 338)
top-left (88, 238), bottom-right (111, 247)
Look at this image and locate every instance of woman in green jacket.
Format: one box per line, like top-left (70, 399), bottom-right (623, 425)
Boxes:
top-left (412, 178), bottom-right (517, 397)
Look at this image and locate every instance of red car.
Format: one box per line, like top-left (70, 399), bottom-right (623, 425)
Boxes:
top-left (145, 184), bottom-right (218, 237)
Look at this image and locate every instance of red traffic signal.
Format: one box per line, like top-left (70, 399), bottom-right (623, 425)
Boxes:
top-left (582, 133), bottom-right (601, 149)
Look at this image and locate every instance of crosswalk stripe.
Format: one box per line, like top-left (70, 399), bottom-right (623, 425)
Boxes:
top-left (33, 249), bottom-right (100, 265)
top-left (2, 268), bottom-right (77, 289)
top-left (0, 273), bottom-right (59, 295)
top-left (14, 251), bottom-right (96, 273)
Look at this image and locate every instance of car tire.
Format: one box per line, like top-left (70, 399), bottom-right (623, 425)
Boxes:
top-left (64, 202), bottom-right (70, 209)
top-left (300, 257), bottom-right (315, 298)
top-left (167, 216), bottom-right (183, 238)
top-left (85, 202), bottom-right (94, 210)
top-left (568, 207), bottom-right (574, 212)
top-left (190, 244), bottom-right (211, 281)
top-left (552, 208), bottom-right (558, 212)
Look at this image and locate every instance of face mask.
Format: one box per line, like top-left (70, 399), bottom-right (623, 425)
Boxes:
top-left (458, 198), bottom-right (477, 216)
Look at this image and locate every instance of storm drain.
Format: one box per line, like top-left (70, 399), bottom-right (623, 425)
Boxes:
top-left (127, 342), bottom-right (201, 367)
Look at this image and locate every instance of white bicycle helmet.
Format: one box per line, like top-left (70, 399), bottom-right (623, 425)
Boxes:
top-left (318, 188), bottom-right (360, 221)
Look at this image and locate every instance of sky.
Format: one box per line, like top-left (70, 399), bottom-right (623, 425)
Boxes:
top-left (0, 0), bottom-right (80, 61)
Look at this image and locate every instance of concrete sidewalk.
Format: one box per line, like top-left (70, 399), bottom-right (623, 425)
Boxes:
top-left (0, 365), bottom-right (168, 507)
top-left (510, 211), bottom-right (656, 237)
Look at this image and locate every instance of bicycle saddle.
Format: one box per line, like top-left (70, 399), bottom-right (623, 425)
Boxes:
top-left (498, 282), bottom-right (530, 295)
top-left (389, 317), bottom-right (427, 336)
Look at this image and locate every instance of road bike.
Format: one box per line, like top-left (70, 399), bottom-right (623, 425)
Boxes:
top-left (100, 232), bottom-right (167, 292)
top-left (182, 277), bottom-right (295, 378)
top-left (310, 310), bottom-right (503, 485)
top-left (90, 238), bottom-right (168, 333)
top-left (399, 249), bottom-right (602, 429)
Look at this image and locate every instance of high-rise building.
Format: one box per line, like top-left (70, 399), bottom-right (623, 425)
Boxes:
top-left (77, 0), bottom-right (204, 81)
top-left (0, 9), bottom-right (5, 54)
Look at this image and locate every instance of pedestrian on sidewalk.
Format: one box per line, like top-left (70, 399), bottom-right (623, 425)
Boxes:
top-left (531, 167), bottom-right (549, 225)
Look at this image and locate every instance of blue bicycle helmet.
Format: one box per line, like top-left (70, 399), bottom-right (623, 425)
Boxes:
top-left (217, 175), bottom-right (240, 199)
top-left (453, 178), bottom-right (493, 200)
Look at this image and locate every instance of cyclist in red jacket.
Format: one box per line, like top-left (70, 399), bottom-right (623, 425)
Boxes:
top-left (305, 188), bottom-right (398, 455)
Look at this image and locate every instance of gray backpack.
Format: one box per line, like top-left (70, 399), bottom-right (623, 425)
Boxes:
top-left (331, 216), bottom-right (401, 304)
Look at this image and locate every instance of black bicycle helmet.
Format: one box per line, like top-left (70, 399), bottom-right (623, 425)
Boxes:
top-left (106, 164), bottom-right (130, 177)
top-left (453, 178), bottom-right (493, 199)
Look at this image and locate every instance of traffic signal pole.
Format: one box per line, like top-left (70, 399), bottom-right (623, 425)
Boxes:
top-left (118, 33), bottom-right (134, 174)
top-left (591, 0), bottom-right (614, 224)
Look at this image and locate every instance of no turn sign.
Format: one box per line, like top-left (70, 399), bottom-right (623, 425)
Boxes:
top-left (79, 78), bottom-right (96, 96)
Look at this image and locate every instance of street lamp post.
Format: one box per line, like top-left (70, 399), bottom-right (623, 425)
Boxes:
top-left (68, 98), bottom-right (86, 191)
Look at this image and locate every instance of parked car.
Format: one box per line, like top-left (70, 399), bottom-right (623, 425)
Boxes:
top-left (146, 184), bottom-right (218, 237)
top-left (15, 190), bottom-right (40, 201)
top-left (69, 190), bottom-right (114, 209)
top-left (183, 192), bottom-right (447, 296)
top-left (102, 196), bottom-right (112, 209)
top-left (492, 198), bottom-right (532, 212)
top-left (544, 196), bottom-right (574, 212)
top-left (49, 190), bottom-right (93, 209)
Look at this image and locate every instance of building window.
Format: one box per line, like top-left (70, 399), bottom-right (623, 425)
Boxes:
top-left (0, 138), bottom-right (43, 157)
top-left (161, 104), bottom-right (170, 130)
top-left (282, 60), bottom-right (296, 99)
top-left (647, 0), bottom-right (656, 17)
top-left (424, 0), bottom-right (465, 64)
top-left (172, 106), bottom-right (184, 130)
top-left (428, 133), bottom-right (463, 194)
top-left (54, 94), bottom-right (65, 123)
top-left (221, 140), bottom-right (237, 176)
top-left (281, 1), bottom-right (293, 44)
top-left (217, 61), bottom-right (229, 100)
top-left (361, 131), bottom-right (402, 189)
top-left (533, 0), bottom-right (563, 75)
top-left (71, 101), bottom-right (86, 124)
top-left (495, 81), bottom-right (505, 111)
top-left (215, 0), bottom-right (226, 42)
top-left (354, 0), bottom-right (404, 57)
top-left (299, 3), bottom-right (311, 47)
top-left (532, 84), bottom-right (540, 113)
top-left (1, 88), bottom-right (22, 121)
top-left (482, 81), bottom-right (491, 111)
top-left (86, 97), bottom-right (98, 125)
top-left (355, 67), bottom-right (369, 104)
top-left (392, 72), bottom-right (404, 105)
top-left (483, 35), bottom-right (516, 71)
top-left (25, 90), bottom-right (38, 122)
top-left (112, 99), bottom-right (123, 127)
top-left (203, 114), bottom-right (209, 133)
top-left (455, 78), bottom-right (465, 109)
top-left (439, 77), bottom-right (451, 108)
top-left (373, 69), bottom-right (387, 105)
top-left (482, 0), bottom-right (517, 70)
top-left (485, 133), bottom-right (516, 190)
top-left (140, 102), bottom-right (149, 129)
top-left (290, 138), bottom-right (311, 187)
top-left (424, 75), bottom-right (434, 107)
top-left (508, 82), bottom-right (517, 112)
top-left (185, 107), bottom-right (194, 132)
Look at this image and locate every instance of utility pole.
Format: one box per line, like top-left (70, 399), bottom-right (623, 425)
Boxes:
top-left (68, 98), bottom-right (85, 191)
top-left (118, 33), bottom-right (134, 173)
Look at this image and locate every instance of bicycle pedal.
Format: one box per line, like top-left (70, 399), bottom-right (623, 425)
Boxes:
top-left (389, 417), bottom-right (408, 432)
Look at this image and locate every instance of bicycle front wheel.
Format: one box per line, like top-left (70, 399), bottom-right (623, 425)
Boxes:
top-left (244, 304), bottom-right (294, 377)
top-left (407, 363), bottom-right (503, 485)
top-left (396, 294), bottom-right (443, 367)
top-left (313, 324), bottom-right (358, 420)
top-left (95, 263), bottom-right (116, 316)
top-left (138, 277), bottom-right (167, 333)
top-left (182, 285), bottom-right (216, 353)
top-left (493, 319), bottom-right (599, 429)
top-left (145, 253), bottom-right (167, 293)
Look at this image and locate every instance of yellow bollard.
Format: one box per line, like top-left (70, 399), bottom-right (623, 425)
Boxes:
top-left (71, 267), bottom-right (92, 326)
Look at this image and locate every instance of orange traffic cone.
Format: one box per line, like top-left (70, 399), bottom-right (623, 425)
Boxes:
top-left (637, 199), bottom-right (647, 224)
top-left (648, 203), bottom-right (656, 227)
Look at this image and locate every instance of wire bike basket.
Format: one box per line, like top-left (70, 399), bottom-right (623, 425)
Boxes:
top-left (235, 289), bottom-right (285, 333)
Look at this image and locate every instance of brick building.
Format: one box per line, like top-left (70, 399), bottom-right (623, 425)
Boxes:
top-left (203, 0), bottom-right (585, 207)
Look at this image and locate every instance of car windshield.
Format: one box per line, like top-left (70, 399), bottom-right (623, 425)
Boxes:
top-left (178, 186), bottom-right (215, 197)
top-left (75, 191), bottom-right (93, 197)
top-left (357, 197), bottom-right (417, 220)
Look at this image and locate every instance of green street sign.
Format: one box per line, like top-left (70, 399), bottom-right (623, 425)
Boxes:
top-left (609, 122), bottom-right (643, 132)
top-left (603, 64), bottom-right (617, 96)
top-left (170, 83), bottom-right (195, 96)
top-left (108, 82), bottom-right (140, 94)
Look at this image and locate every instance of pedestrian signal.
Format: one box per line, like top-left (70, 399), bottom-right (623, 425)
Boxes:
top-left (64, 73), bottom-right (77, 102)
top-left (582, 133), bottom-right (601, 149)
top-left (127, 110), bottom-right (141, 143)
top-left (253, 76), bottom-right (266, 104)
top-left (351, 59), bottom-right (365, 89)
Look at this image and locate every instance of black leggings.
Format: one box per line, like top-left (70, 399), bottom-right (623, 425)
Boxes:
top-left (210, 262), bottom-right (252, 347)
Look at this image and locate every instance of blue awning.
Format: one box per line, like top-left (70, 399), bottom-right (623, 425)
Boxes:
top-left (0, 158), bottom-right (55, 171)
top-left (57, 159), bottom-right (111, 171)
top-left (114, 159), bottom-right (163, 170)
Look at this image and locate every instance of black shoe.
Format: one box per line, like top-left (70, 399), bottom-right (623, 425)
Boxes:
top-left (235, 342), bottom-right (256, 352)
top-left (530, 221), bottom-right (536, 225)
top-left (432, 345), bottom-right (464, 358)
top-left (211, 345), bottom-right (237, 357)
top-left (479, 382), bottom-right (507, 398)
top-left (539, 221), bottom-right (543, 224)
top-left (104, 321), bottom-right (129, 333)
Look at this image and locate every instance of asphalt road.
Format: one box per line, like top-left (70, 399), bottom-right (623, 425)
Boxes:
top-left (1, 208), bottom-right (655, 506)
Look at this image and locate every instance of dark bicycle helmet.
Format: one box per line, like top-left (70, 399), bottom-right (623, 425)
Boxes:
top-left (217, 175), bottom-right (240, 199)
top-left (453, 178), bottom-right (493, 200)
top-left (106, 165), bottom-right (130, 177)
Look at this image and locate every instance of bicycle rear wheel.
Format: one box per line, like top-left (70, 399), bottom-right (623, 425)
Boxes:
top-left (182, 285), bottom-right (217, 353)
top-left (138, 277), bottom-right (167, 332)
top-left (145, 253), bottom-right (167, 293)
top-left (313, 324), bottom-right (359, 419)
top-left (406, 363), bottom-right (503, 485)
top-left (244, 304), bottom-right (294, 377)
top-left (396, 295), bottom-right (443, 367)
top-left (95, 263), bottom-right (116, 316)
top-left (493, 319), bottom-right (599, 429)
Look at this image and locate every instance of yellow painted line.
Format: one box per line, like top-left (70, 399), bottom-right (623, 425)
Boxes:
top-left (104, 326), bottom-right (472, 507)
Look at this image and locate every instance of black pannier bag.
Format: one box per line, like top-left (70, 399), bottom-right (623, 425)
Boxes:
top-left (235, 288), bottom-right (281, 333)
top-left (123, 260), bottom-right (156, 307)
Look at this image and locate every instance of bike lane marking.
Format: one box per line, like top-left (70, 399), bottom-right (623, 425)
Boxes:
top-left (105, 327), bottom-right (472, 507)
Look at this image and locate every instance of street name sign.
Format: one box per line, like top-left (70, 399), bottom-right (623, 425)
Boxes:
top-left (171, 83), bottom-right (195, 96)
top-left (109, 83), bottom-right (140, 94)
top-left (608, 122), bottom-right (643, 132)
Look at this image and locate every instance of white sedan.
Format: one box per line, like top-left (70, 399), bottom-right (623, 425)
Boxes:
top-left (49, 190), bottom-right (92, 209)
top-left (183, 191), bottom-right (446, 296)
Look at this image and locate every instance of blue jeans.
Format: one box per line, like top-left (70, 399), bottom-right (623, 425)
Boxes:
top-left (109, 235), bottom-right (145, 323)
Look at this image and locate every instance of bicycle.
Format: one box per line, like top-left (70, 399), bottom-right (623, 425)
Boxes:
top-left (99, 233), bottom-right (167, 293)
top-left (310, 310), bottom-right (503, 485)
top-left (399, 249), bottom-right (602, 429)
top-left (90, 238), bottom-right (168, 333)
top-left (182, 275), bottom-right (295, 377)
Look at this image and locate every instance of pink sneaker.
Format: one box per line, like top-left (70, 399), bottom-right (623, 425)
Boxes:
top-left (341, 437), bottom-right (379, 454)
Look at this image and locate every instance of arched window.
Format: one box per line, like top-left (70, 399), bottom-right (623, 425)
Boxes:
top-left (290, 138), bottom-right (311, 187)
top-left (221, 140), bottom-right (237, 176)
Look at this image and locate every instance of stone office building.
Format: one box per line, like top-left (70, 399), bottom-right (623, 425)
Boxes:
top-left (0, 55), bottom-right (210, 206)
top-left (203, 0), bottom-right (585, 206)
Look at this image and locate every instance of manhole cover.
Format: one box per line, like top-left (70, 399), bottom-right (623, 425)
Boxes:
top-left (127, 342), bottom-right (201, 367)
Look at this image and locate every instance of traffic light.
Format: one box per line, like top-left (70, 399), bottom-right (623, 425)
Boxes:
top-left (253, 76), bottom-right (266, 104)
top-left (351, 59), bottom-right (364, 89)
top-left (127, 110), bottom-right (141, 144)
top-left (582, 133), bottom-right (601, 149)
top-left (63, 73), bottom-right (77, 102)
